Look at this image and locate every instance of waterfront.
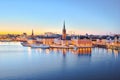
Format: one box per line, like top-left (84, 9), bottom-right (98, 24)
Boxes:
top-left (0, 42), bottom-right (120, 80)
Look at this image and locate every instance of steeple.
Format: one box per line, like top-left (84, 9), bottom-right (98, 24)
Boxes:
top-left (63, 21), bottom-right (66, 30)
top-left (62, 21), bottom-right (66, 40)
top-left (32, 29), bottom-right (34, 36)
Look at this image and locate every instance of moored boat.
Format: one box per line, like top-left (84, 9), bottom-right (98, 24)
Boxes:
top-left (21, 42), bottom-right (31, 47)
top-left (30, 44), bottom-right (50, 49)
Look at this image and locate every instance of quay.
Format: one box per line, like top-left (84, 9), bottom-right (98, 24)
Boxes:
top-left (107, 44), bottom-right (120, 50)
top-left (93, 42), bottom-right (120, 50)
top-left (50, 45), bottom-right (92, 49)
top-left (93, 44), bottom-right (106, 48)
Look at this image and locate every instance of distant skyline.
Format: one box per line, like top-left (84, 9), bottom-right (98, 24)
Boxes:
top-left (0, 0), bottom-right (120, 35)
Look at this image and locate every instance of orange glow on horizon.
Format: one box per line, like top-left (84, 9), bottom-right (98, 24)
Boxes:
top-left (0, 21), bottom-right (111, 35)
top-left (0, 30), bottom-right (107, 35)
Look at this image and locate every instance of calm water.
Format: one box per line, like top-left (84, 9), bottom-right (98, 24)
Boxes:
top-left (0, 42), bottom-right (120, 80)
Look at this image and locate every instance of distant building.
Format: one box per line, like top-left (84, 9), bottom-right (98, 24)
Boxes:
top-left (26, 29), bottom-right (36, 43)
top-left (29, 29), bottom-right (36, 39)
top-left (44, 32), bottom-right (54, 37)
top-left (22, 33), bottom-right (27, 38)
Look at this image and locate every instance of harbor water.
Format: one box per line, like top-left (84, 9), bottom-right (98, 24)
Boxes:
top-left (0, 42), bottom-right (120, 80)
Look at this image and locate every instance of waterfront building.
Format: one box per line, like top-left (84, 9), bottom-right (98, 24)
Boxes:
top-left (71, 36), bottom-right (92, 47)
top-left (54, 38), bottom-right (61, 45)
top-left (77, 39), bottom-right (92, 47)
top-left (42, 37), bottom-right (54, 45)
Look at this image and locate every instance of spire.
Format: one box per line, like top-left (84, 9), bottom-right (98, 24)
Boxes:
top-left (62, 21), bottom-right (66, 40)
top-left (63, 21), bottom-right (66, 30)
top-left (32, 29), bottom-right (34, 36)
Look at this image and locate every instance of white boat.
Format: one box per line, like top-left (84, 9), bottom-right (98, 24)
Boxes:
top-left (74, 46), bottom-right (78, 50)
top-left (21, 42), bottom-right (31, 47)
top-left (30, 44), bottom-right (50, 49)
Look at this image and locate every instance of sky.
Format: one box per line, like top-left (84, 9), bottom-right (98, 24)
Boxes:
top-left (0, 0), bottom-right (120, 35)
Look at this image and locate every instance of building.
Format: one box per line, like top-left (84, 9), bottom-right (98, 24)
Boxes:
top-left (71, 36), bottom-right (92, 47)
top-left (62, 21), bottom-right (66, 40)
top-left (27, 29), bottom-right (36, 44)
top-left (61, 21), bottom-right (72, 46)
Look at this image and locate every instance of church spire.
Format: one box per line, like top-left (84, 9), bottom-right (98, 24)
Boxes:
top-left (32, 29), bottom-right (34, 36)
top-left (62, 21), bottom-right (66, 40)
top-left (63, 21), bottom-right (66, 30)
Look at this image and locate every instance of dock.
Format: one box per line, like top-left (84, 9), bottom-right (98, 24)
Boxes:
top-left (50, 45), bottom-right (93, 49)
top-left (107, 44), bottom-right (120, 50)
top-left (93, 42), bottom-right (120, 50)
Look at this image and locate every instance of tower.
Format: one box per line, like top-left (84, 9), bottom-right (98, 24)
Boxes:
top-left (31, 29), bottom-right (34, 38)
top-left (62, 21), bottom-right (66, 40)
top-left (32, 29), bottom-right (34, 36)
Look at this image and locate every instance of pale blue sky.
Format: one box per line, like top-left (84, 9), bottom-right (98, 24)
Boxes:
top-left (0, 0), bottom-right (119, 34)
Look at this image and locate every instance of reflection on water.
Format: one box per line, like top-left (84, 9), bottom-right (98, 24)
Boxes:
top-left (107, 49), bottom-right (120, 59)
top-left (27, 47), bottom-right (32, 58)
top-left (113, 50), bottom-right (119, 59)
top-left (31, 48), bottom-right (92, 56)
top-left (0, 42), bottom-right (120, 80)
top-left (28, 47), bottom-right (120, 59)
